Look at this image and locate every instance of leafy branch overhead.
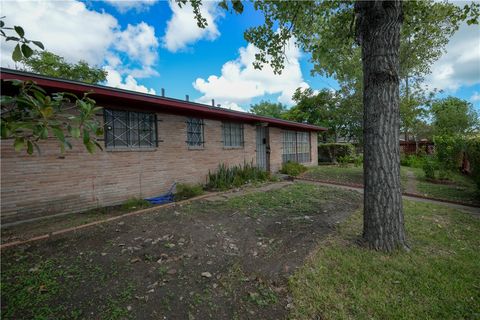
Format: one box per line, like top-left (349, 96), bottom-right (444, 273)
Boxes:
top-left (1, 80), bottom-right (104, 154)
top-left (0, 17), bottom-right (44, 62)
top-left (0, 18), bottom-right (104, 154)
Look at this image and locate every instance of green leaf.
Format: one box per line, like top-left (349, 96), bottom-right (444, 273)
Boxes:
top-left (21, 44), bottom-right (33, 58)
top-left (39, 126), bottom-right (48, 139)
top-left (51, 127), bottom-right (65, 142)
top-left (71, 127), bottom-right (81, 138)
top-left (231, 0), bottom-right (244, 13)
top-left (85, 141), bottom-right (95, 153)
top-left (14, 137), bottom-right (25, 152)
top-left (12, 44), bottom-right (22, 62)
top-left (40, 106), bottom-right (54, 118)
top-left (83, 129), bottom-right (90, 144)
top-left (5, 36), bottom-right (20, 42)
top-left (0, 95), bottom-right (15, 105)
top-left (218, 0), bottom-right (228, 10)
top-left (27, 141), bottom-right (34, 155)
top-left (32, 40), bottom-right (44, 50)
top-left (14, 26), bottom-right (24, 38)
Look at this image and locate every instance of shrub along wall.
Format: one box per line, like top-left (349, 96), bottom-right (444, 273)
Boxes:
top-left (318, 143), bottom-right (355, 163)
top-left (466, 137), bottom-right (480, 189)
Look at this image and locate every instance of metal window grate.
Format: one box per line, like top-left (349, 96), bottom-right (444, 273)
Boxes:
top-left (104, 109), bottom-right (157, 149)
top-left (282, 130), bottom-right (311, 163)
top-left (186, 117), bottom-right (204, 147)
top-left (222, 122), bottom-right (244, 147)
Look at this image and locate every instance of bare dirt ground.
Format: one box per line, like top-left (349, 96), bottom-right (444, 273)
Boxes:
top-left (1, 183), bottom-right (362, 320)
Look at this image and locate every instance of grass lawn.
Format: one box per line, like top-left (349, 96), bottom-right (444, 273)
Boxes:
top-left (303, 165), bottom-right (410, 190)
top-left (2, 182), bottom-right (478, 319)
top-left (409, 167), bottom-right (480, 206)
top-left (289, 200), bottom-right (480, 319)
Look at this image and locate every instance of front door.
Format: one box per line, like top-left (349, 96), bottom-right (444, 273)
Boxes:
top-left (256, 126), bottom-right (269, 171)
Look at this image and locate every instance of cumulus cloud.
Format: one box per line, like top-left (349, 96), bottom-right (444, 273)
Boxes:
top-left (193, 39), bottom-right (309, 110)
top-left (103, 0), bottom-right (158, 13)
top-left (1, 0), bottom-right (158, 94)
top-left (1, 0), bottom-right (117, 67)
top-left (163, 0), bottom-right (222, 52)
top-left (424, 23), bottom-right (480, 92)
top-left (104, 66), bottom-right (156, 94)
top-left (471, 92), bottom-right (480, 102)
top-left (113, 22), bottom-right (159, 78)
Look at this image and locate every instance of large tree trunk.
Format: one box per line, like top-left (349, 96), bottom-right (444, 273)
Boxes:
top-left (355, 1), bottom-right (407, 251)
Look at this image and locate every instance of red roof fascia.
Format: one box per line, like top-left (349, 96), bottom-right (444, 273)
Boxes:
top-left (0, 70), bottom-right (327, 132)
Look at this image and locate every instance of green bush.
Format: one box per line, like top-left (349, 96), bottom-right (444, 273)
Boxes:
top-left (280, 161), bottom-right (308, 176)
top-left (422, 158), bottom-right (437, 180)
top-left (121, 198), bottom-right (151, 211)
top-left (353, 154), bottom-right (363, 167)
top-left (318, 143), bottom-right (355, 163)
top-left (207, 162), bottom-right (269, 190)
top-left (466, 137), bottom-right (480, 189)
top-left (434, 135), bottom-right (465, 171)
top-left (337, 155), bottom-right (350, 167)
top-left (400, 154), bottom-right (426, 168)
top-left (174, 183), bottom-right (204, 201)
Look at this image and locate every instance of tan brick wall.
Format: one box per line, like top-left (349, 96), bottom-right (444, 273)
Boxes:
top-left (1, 113), bottom-right (256, 223)
top-left (1, 111), bottom-right (318, 223)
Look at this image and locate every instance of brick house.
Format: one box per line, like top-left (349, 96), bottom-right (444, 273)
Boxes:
top-left (0, 69), bottom-right (325, 224)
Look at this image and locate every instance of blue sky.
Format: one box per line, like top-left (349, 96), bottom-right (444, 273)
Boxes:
top-left (1, 0), bottom-right (479, 112)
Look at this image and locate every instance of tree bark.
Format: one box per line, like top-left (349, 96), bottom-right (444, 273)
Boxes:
top-left (355, 0), bottom-right (407, 251)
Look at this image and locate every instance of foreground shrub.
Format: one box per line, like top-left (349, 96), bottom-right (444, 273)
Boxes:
top-left (207, 162), bottom-right (269, 190)
top-left (174, 183), bottom-right (204, 201)
top-left (280, 161), bottom-right (307, 176)
top-left (318, 143), bottom-right (355, 163)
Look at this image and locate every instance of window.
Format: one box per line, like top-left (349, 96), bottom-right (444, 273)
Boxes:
top-left (222, 122), bottom-right (244, 147)
top-left (186, 117), bottom-right (204, 147)
top-left (282, 130), bottom-right (311, 163)
top-left (104, 109), bottom-right (157, 149)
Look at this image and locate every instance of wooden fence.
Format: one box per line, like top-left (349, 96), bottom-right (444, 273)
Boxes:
top-left (400, 141), bottom-right (434, 155)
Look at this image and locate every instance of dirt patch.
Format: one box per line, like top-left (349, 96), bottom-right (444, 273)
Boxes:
top-left (1, 183), bottom-right (361, 319)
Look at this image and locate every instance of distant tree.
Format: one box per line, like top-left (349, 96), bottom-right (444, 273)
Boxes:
top-left (287, 87), bottom-right (362, 143)
top-left (249, 100), bottom-right (287, 119)
top-left (431, 97), bottom-right (479, 136)
top-left (21, 51), bottom-right (107, 84)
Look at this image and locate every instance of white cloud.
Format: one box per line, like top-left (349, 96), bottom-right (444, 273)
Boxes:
top-left (163, 0), bottom-right (222, 52)
top-left (104, 66), bottom-right (156, 94)
top-left (113, 22), bottom-right (159, 78)
top-left (193, 39), bottom-right (309, 110)
top-left (471, 91), bottom-right (480, 102)
top-left (425, 23), bottom-right (480, 92)
top-left (1, 0), bottom-right (117, 67)
top-left (1, 0), bottom-right (158, 94)
top-left (103, 0), bottom-right (158, 13)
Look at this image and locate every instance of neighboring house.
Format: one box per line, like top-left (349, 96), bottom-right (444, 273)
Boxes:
top-left (0, 69), bottom-right (325, 223)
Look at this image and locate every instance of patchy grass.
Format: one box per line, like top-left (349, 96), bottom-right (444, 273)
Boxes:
top-left (0, 252), bottom-right (133, 320)
top-left (303, 165), bottom-right (410, 190)
top-left (181, 183), bottom-right (361, 219)
top-left (1, 182), bottom-right (362, 319)
top-left (289, 200), bottom-right (480, 319)
top-left (410, 167), bottom-right (480, 206)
